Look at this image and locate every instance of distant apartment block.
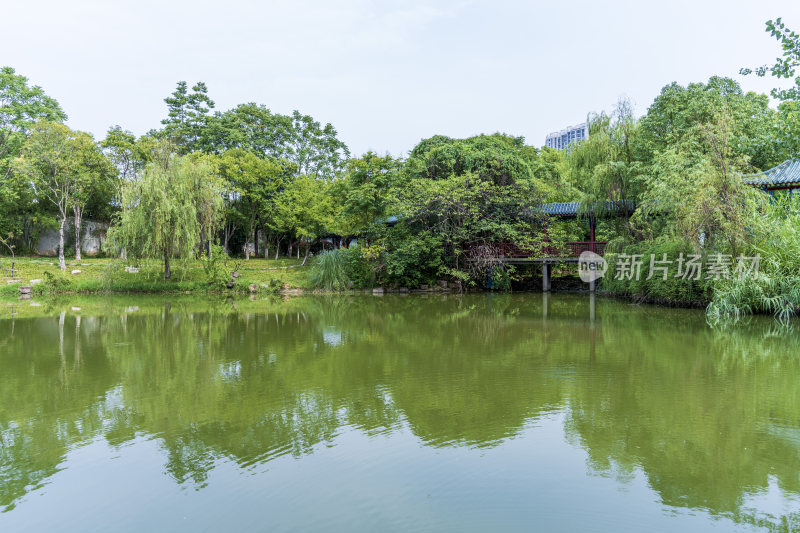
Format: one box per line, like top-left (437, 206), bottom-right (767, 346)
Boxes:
top-left (545, 122), bottom-right (588, 150)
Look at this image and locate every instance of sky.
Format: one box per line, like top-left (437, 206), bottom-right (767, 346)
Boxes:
top-left (4, 0), bottom-right (800, 157)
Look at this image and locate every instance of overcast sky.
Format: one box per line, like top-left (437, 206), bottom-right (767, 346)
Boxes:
top-left (5, 0), bottom-right (800, 157)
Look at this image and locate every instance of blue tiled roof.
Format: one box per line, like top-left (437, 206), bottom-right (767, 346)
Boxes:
top-left (537, 200), bottom-right (635, 217)
top-left (742, 159), bottom-right (800, 187)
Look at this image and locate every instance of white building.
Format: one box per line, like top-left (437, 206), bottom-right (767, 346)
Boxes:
top-left (545, 122), bottom-right (588, 150)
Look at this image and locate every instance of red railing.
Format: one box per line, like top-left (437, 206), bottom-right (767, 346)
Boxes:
top-left (492, 241), bottom-right (606, 258)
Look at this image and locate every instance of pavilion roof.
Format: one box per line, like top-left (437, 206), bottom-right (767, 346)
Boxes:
top-left (537, 200), bottom-right (635, 218)
top-left (742, 158), bottom-right (800, 187)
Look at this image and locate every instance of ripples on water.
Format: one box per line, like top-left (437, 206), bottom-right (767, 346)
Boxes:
top-left (0, 294), bottom-right (799, 532)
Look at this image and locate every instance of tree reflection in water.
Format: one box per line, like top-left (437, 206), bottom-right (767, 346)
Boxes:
top-left (0, 294), bottom-right (799, 529)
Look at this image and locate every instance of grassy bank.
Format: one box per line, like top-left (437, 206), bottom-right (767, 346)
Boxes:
top-left (0, 256), bottom-right (312, 297)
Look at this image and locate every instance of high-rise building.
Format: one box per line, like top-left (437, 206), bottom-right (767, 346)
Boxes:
top-left (545, 122), bottom-right (588, 150)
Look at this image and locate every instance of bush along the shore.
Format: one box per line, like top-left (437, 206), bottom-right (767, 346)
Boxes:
top-left (708, 197), bottom-right (800, 321)
top-left (600, 239), bottom-right (715, 307)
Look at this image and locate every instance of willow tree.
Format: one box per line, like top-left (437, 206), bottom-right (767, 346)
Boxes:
top-left (109, 150), bottom-right (223, 279)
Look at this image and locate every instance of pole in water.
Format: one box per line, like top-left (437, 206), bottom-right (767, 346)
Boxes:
top-left (542, 263), bottom-right (550, 292)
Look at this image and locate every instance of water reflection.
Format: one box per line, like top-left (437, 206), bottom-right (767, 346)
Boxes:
top-left (1, 294), bottom-right (799, 530)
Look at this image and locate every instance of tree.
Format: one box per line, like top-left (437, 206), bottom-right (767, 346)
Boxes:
top-left (201, 103), bottom-right (295, 158)
top-left (341, 151), bottom-right (402, 231)
top-left (741, 18), bottom-right (800, 102)
top-left (741, 18), bottom-right (800, 159)
top-left (100, 126), bottom-right (154, 201)
top-left (635, 77), bottom-right (780, 170)
top-left (636, 112), bottom-right (757, 255)
top-left (69, 136), bottom-right (114, 260)
top-left (108, 148), bottom-right (224, 279)
top-left (275, 176), bottom-right (335, 264)
top-left (564, 99), bottom-right (641, 229)
top-left (13, 122), bottom-right (101, 269)
top-left (1, 67), bottom-right (67, 245)
top-left (215, 149), bottom-right (290, 259)
top-left (0, 67), bottom-right (67, 177)
top-left (161, 81), bottom-right (215, 153)
top-left (289, 110), bottom-right (349, 179)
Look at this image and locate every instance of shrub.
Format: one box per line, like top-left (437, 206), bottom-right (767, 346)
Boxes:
top-left (601, 238), bottom-right (714, 305)
top-left (309, 249), bottom-right (350, 290)
top-left (709, 197), bottom-right (800, 320)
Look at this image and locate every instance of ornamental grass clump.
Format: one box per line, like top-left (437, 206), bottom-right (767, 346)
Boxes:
top-left (310, 249), bottom-right (350, 290)
top-left (708, 196), bottom-right (800, 321)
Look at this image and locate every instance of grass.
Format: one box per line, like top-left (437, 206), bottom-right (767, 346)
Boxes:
top-left (309, 249), bottom-right (350, 290)
top-left (0, 255), bottom-right (312, 297)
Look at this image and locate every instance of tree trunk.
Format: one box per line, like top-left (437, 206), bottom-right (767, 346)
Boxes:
top-left (297, 244), bottom-right (300, 259)
top-left (73, 210), bottom-right (82, 261)
top-left (164, 253), bottom-right (171, 280)
top-left (58, 217), bottom-right (66, 270)
top-left (302, 242), bottom-right (311, 266)
top-left (275, 237), bottom-right (281, 260)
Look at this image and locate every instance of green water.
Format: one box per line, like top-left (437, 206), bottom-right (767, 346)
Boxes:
top-left (1, 294), bottom-right (799, 532)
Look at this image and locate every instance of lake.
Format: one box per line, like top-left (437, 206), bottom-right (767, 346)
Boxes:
top-left (1, 294), bottom-right (799, 532)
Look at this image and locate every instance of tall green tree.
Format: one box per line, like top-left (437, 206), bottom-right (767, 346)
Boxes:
top-left (741, 18), bottom-right (800, 159)
top-left (108, 148), bottom-right (224, 279)
top-left (0, 67), bottom-right (67, 176)
top-left (201, 103), bottom-right (295, 159)
top-left (100, 126), bottom-right (155, 201)
top-left (0, 67), bottom-right (67, 245)
top-left (69, 136), bottom-right (114, 260)
top-left (565, 99), bottom-right (640, 214)
top-left (636, 111), bottom-right (758, 255)
top-left (341, 151), bottom-right (402, 231)
top-left (635, 76), bottom-right (780, 170)
top-left (161, 81), bottom-right (215, 153)
top-left (290, 110), bottom-right (349, 179)
top-left (275, 175), bottom-right (335, 264)
top-left (13, 122), bottom-right (104, 269)
top-left (215, 149), bottom-right (290, 259)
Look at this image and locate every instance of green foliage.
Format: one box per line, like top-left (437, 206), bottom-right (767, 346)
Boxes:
top-left (709, 196), bottom-right (800, 320)
top-left (634, 110), bottom-right (762, 258)
top-left (636, 76), bottom-right (782, 170)
top-left (601, 238), bottom-right (714, 304)
top-left (42, 270), bottom-right (70, 294)
top-left (212, 148), bottom-right (293, 257)
top-left (161, 81), bottom-right (215, 153)
top-left (200, 103), bottom-right (349, 180)
top-left (309, 249), bottom-right (350, 290)
top-left (488, 265), bottom-right (514, 291)
top-left (0, 66), bottom-right (67, 172)
top-left (201, 245), bottom-right (230, 288)
top-left (343, 245), bottom-right (379, 288)
top-left (404, 133), bottom-right (566, 195)
top-left (275, 175), bottom-right (336, 257)
top-left (385, 165), bottom-right (546, 287)
top-left (107, 147), bottom-right (224, 279)
top-left (741, 18), bottom-right (800, 103)
top-left (339, 151), bottom-right (402, 231)
top-left (202, 103), bottom-right (295, 159)
top-left (13, 121), bottom-right (112, 268)
top-left (383, 227), bottom-right (445, 287)
top-left (565, 99), bottom-right (641, 216)
top-left (0, 67), bottom-right (66, 248)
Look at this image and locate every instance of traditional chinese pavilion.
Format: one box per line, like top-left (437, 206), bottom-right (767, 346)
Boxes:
top-left (742, 158), bottom-right (800, 195)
